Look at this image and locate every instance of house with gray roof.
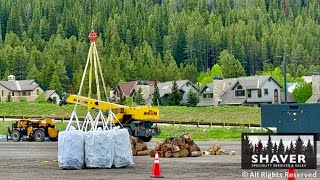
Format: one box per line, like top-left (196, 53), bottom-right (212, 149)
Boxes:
top-left (197, 75), bottom-right (284, 106)
top-left (158, 80), bottom-right (199, 105)
top-left (0, 75), bottom-right (60, 104)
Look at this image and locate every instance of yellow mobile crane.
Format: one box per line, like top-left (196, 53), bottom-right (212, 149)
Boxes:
top-left (60, 94), bottom-right (160, 142)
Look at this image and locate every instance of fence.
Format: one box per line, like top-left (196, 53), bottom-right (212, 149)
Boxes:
top-left (0, 115), bottom-right (261, 128)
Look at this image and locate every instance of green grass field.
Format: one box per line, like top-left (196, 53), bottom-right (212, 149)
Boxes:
top-left (0, 102), bottom-right (262, 140)
top-left (0, 121), bottom-right (265, 140)
top-left (0, 102), bottom-right (261, 124)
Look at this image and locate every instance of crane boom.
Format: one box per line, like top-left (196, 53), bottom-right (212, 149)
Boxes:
top-left (60, 94), bottom-right (161, 142)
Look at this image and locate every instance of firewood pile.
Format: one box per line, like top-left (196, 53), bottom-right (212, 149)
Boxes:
top-left (130, 136), bottom-right (150, 156)
top-left (150, 134), bottom-right (202, 158)
top-left (204, 144), bottom-right (236, 155)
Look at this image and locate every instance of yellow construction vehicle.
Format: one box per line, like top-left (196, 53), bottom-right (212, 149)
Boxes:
top-left (59, 94), bottom-right (160, 142)
top-left (7, 118), bottom-right (58, 142)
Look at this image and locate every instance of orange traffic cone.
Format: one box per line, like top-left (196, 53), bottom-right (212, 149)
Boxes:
top-left (151, 151), bottom-right (163, 178)
top-left (287, 169), bottom-right (296, 180)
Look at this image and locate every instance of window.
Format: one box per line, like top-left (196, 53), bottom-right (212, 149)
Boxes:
top-left (1, 90), bottom-right (3, 97)
top-left (235, 84), bottom-right (245, 97)
top-left (247, 90), bottom-right (251, 98)
top-left (36, 89), bottom-right (40, 95)
top-left (264, 89), bottom-right (268, 95)
top-left (203, 94), bottom-right (207, 98)
top-left (207, 94), bottom-right (213, 98)
top-left (257, 89), bottom-right (262, 98)
top-left (22, 91), bottom-right (31, 96)
top-left (274, 89), bottom-right (279, 103)
top-left (12, 92), bottom-right (15, 96)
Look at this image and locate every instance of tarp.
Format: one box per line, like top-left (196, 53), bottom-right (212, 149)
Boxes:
top-left (58, 111), bottom-right (85, 169)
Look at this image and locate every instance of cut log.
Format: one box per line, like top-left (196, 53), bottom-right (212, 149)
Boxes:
top-left (132, 148), bottom-right (137, 156)
top-left (172, 138), bottom-right (183, 145)
top-left (159, 151), bottom-right (165, 158)
top-left (150, 150), bottom-right (155, 157)
top-left (137, 150), bottom-right (150, 156)
top-left (173, 152), bottom-right (180, 158)
top-left (136, 143), bottom-right (147, 151)
top-left (179, 148), bottom-right (189, 157)
top-left (130, 136), bottom-right (138, 146)
top-left (190, 151), bottom-right (202, 157)
top-left (173, 145), bottom-right (180, 152)
top-left (188, 145), bottom-right (198, 152)
top-left (161, 144), bottom-right (172, 152)
top-left (186, 139), bottom-right (195, 146)
top-left (165, 151), bottom-right (173, 158)
top-left (180, 143), bottom-right (189, 149)
top-left (212, 144), bottom-right (220, 153)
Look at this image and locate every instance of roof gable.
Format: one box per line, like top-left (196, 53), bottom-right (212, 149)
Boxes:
top-left (158, 80), bottom-right (198, 97)
top-left (0, 79), bottom-right (40, 91)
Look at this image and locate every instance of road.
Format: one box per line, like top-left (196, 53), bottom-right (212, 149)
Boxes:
top-left (0, 141), bottom-right (318, 180)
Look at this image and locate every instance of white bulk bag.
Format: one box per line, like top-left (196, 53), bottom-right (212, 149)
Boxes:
top-left (58, 111), bottom-right (85, 169)
top-left (111, 127), bottom-right (134, 167)
top-left (106, 111), bottom-right (134, 168)
top-left (85, 111), bottom-right (114, 168)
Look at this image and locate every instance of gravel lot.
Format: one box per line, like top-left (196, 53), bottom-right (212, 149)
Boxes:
top-left (0, 140), bottom-right (319, 180)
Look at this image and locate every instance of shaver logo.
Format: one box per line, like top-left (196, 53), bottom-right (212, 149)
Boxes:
top-left (241, 134), bottom-right (317, 169)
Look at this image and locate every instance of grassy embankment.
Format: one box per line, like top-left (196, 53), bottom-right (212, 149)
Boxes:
top-left (0, 102), bottom-right (262, 140)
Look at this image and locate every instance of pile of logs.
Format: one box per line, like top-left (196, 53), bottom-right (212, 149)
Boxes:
top-left (150, 134), bottom-right (202, 158)
top-left (204, 144), bottom-right (235, 155)
top-left (130, 136), bottom-right (150, 156)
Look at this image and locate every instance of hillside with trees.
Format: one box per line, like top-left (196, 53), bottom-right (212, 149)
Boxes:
top-left (0, 0), bottom-right (319, 96)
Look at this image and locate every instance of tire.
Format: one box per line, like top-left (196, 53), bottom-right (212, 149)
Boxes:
top-left (138, 136), bottom-right (152, 142)
top-left (11, 130), bottom-right (21, 142)
top-left (34, 129), bottom-right (45, 142)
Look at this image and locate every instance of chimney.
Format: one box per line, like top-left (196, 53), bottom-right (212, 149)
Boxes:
top-left (312, 72), bottom-right (320, 97)
top-left (8, 75), bottom-right (15, 81)
top-left (213, 76), bottom-right (223, 106)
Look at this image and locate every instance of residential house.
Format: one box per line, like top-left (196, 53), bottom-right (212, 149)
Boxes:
top-left (306, 72), bottom-right (320, 103)
top-left (197, 75), bottom-right (283, 106)
top-left (113, 80), bottom-right (155, 105)
top-left (0, 75), bottom-right (61, 104)
top-left (157, 80), bottom-right (199, 105)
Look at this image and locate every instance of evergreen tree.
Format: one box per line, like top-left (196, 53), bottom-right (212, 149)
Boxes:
top-left (49, 70), bottom-right (63, 94)
top-left (266, 135), bottom-right (273, 155)
top-left (288, 141), bottom-right (295, 154)
top-left (218, 50), bottom-right (245, 78)
top-left (295, 136), bottom-right (304, 154)
top-left (273, 142), bottom-right (278, 154)
top-left (186, 89), bottom-right (198, 107)
top-left (278, 139), bottom-right (285, 154)
top-left (292, 82), bottom-right (312, 103)
top-left (152, 82), bottom-right (161, 106)
top-left (168, 80), bottom-right (182, 106)
top-left (305, 139), bottom-right (314, 155)
top-left (134, 87), bottom-right (145, 105)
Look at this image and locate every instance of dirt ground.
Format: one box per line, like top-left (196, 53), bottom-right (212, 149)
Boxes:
top-left (0, 140), bottom-right (319, 180)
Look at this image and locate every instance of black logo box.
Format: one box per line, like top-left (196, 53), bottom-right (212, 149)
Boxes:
top-left (241, 133), bottom-right (317, 169)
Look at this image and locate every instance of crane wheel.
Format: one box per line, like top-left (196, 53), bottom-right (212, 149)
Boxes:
top-left (34, 129), bottom-right (45, 142)
top-left (11, 130), bottom-right (21, 142)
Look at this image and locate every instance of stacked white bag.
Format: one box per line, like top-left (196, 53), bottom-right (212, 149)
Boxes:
top-left (107, 111), bottom-right (134, 168)
top-left (84, 111), bottom-right (114, 168)
top-left (111, 127), bottom-right (134, 167)
top-left (58, 111), bottom-right (85, 169)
